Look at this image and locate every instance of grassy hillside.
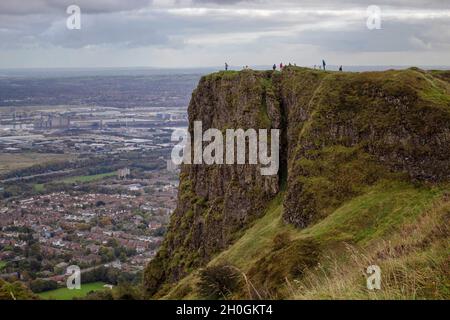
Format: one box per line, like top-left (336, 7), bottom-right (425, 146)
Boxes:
top-left (161, 180), bottom-right (449, 299)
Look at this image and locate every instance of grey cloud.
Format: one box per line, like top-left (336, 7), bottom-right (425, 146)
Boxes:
top-left (0, 0), bottom-right (153, 15)
top-left (1, 0), bottom-right (449, 16)
top-left (265, 0), bottom-right (450, 9)
top-left (280, 18), bottom-right (450, 53)
top-left (2, 2), bottom-right (450, 52)
top-left (0, 0), bottom-right (449, 67)
top-left (39, 12), bottom-right (172, 48)
top-left (191, 0), bottom-right (257, 4)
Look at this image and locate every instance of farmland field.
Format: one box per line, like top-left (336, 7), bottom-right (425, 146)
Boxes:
top-left (34, 172), bottom-right (116, 191)
top-left (0, 153), bottom-right (73, 175)
top-left (60, 172), bottom-right (116, 184)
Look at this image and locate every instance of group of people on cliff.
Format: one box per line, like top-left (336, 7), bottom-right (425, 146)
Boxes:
top-left (224, 60), bottom-right (343, 72)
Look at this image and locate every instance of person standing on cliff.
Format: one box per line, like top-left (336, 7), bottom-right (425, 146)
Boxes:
top-left (339, 65), bottom-right (343, 71)
top-left (273, 64), bottom-right (276, 71)
top-left (322, 59), bottom-right (326, 71)
top-left (225, 62), bottom-right (228, 71)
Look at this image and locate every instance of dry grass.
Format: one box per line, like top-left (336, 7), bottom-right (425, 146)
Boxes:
top-left (293, 194), bottom-right (450, 299)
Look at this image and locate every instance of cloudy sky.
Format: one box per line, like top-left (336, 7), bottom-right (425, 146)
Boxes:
top-left (1, 0), bottom-right (449, 68)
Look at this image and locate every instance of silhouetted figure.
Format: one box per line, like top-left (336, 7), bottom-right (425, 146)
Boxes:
top-left (322, 59), bottom-right (326, 71)
top-left (280, 62), bottom-right (283, 69)
top-left (273, 64), bottom-right (276, 71)
top-left (339, 65), bottom-right (343, 72)
top-left (225, 62), bottom-right (228, 71)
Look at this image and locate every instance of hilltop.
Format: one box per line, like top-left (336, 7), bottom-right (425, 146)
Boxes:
top-left (144, 67), bottom-right (450, 299)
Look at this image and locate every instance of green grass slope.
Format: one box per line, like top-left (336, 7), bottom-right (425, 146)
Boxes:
top-left (162, 180), bottom-right (449, 299)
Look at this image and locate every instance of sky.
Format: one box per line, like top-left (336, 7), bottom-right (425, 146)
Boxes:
top-left (0, 0), bottom-right (449, 68)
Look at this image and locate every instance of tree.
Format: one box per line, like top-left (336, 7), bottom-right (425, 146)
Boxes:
top-left (29, 279), bottom-right (57, 293)
top-left (0, 279), bottom-right (37, 300)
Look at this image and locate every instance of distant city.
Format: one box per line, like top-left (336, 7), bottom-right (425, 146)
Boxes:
top-left (0, 70), bottom-right (200, 288)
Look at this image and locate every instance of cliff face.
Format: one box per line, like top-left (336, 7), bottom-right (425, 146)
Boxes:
top-left (144, 71), bottom-right (283, 292)
top-left (280, 68), bottom-right (450, 227)
top-left (144, 67), bottom-right (450, 296)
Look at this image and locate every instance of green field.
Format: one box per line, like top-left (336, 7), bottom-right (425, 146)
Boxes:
top-left (0, 261), bottom-right (7, 271)
top-left (60, 172), bottom-right (116, 184)
top-left (37, 282), bottom-right (108, 300)
top-left (34, 172), bottom-right (116, 191)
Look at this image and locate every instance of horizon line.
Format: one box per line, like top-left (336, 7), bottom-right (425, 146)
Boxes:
top-left (2, 64), bottom-right (450, 71)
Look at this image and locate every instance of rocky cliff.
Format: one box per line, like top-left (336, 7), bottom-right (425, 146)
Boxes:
top-left (144, 67), bottom-right (450, 298)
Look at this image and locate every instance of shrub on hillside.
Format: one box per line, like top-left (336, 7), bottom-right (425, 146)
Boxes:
top-left (198, 264), bottom-right (241, 299)
top-left (248, 238), bottom-right (320, 299)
